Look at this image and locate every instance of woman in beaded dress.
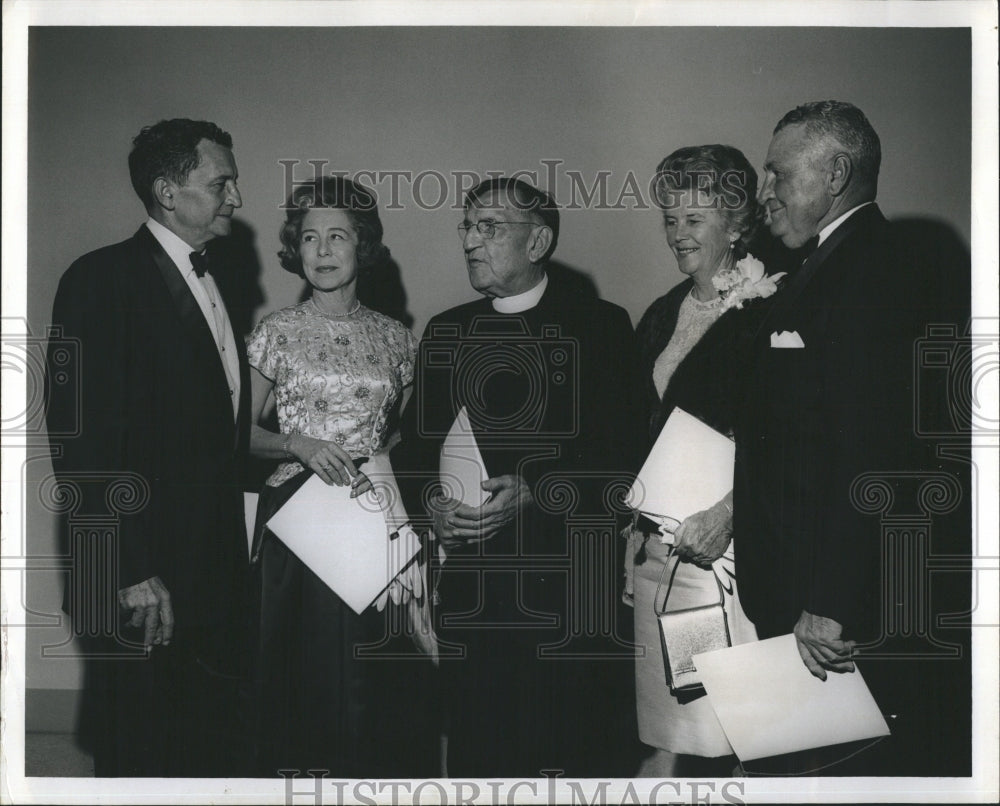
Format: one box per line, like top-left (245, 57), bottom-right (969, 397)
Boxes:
top-left (628, 145), bottom-right (763, 777)
top-left (246, 177), bottom-right (431, 777)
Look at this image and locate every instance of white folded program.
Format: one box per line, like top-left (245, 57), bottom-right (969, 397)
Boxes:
top-left (439, 405), bottom-right (491, 507)
top-left (265, 465), bottom-right (420, 615)
top-left (694, 634), bottom-right (890, 762)
top-left (627, 407), bottom-right (735, 544)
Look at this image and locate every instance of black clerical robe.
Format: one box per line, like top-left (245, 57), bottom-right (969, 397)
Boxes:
top-left (393, 273), bottom-right (644, 776)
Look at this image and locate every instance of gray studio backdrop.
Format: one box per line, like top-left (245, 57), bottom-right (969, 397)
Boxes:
top-left (24, 26), bottom-right (970, 719)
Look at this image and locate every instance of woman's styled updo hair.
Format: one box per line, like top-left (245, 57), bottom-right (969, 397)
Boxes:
top-left (278, 176), bottom-right (390, 276)
top-left (652, 144), bottom-right (764, 259)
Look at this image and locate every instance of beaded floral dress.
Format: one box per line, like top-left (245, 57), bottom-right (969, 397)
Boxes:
top-left (245, 301), bottom-right (428, 777)
top-left (248, 300), bottom-right (416, 491)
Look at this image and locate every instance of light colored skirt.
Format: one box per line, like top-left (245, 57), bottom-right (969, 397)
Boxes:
top-left (632, 533), bottom-right (757, 757)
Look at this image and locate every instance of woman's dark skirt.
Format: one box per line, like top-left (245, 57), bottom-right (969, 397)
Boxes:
top-left (250, 470), bottom-right (437, 778)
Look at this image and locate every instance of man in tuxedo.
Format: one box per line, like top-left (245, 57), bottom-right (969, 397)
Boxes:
top-left (393, 178), bottom-right (643, 777)
top-left (45, 119), bottom-right (252, 776)
top-left (736, 101), bottom-right (970, 775)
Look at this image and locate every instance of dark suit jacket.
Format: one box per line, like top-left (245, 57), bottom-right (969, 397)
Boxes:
top-left (46, 225), bottom-right (251, 670)
top-left (733, 204), bottom-right (954, 640)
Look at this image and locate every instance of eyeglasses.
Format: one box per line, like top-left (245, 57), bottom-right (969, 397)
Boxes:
top-left (457, 220), bottom-right (539, 240)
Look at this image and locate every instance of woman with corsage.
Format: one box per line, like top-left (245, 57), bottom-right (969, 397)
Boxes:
top-left (246, 176), bottom-right (432, 777)
top-left (627, 145), bottom-right (784, 776)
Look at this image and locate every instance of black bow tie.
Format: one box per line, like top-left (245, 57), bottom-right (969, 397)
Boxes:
top-left (190, 251), bottom-right (211, 278)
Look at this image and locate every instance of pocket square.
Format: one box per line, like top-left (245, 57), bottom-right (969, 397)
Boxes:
top-left (770, 330), bottom-right (805, 348)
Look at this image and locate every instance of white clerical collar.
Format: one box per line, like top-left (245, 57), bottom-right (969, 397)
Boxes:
top-left (492, 273), bottom-right (548, 313)
top-left (146, 217), bottom-right (201, 274)
top-left (817, 201), bottom-right (875, 246)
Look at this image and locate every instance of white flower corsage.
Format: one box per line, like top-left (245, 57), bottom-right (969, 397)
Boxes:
top-left (712, 254), bottom-right (786, 311)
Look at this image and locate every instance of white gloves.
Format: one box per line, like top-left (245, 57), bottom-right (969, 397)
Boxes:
top-left (374, 525), bottom-right (425, 611)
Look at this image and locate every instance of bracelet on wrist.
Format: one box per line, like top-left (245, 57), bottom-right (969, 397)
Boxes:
top-left (282, 434), bottom-right (294, 459)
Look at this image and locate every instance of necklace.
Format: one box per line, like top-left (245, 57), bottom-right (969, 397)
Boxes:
top-left (689, 287), bottom-right (722, 308)
top-left (310, 298), bottom-right (361, 318)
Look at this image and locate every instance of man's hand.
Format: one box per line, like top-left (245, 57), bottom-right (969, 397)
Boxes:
top-left (431, 474), bottom-right (533, 549)
top-left (118, 576), bottom-right (174, 648)
top-left (430, 499), bottom-right (463, 551)
top-left (794, 610), bottom-right (856, 680)
top-left (673, 496), bottom-right (732, 567)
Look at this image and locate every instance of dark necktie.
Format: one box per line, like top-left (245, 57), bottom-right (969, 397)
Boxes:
top-left (803, 235), bottom-right (820, 257)
top-left (190, 251), bottom-right (211, 278)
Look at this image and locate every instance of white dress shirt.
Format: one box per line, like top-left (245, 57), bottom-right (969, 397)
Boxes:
top-left (491, 273), bottom-right (549, 313)
top-left (817, 201), bottom-right (875, 247)
top-left (145, 218), bottom-right (241, 418)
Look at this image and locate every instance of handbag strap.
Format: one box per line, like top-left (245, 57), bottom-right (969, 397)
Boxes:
top-left (653, 546), bottom-right (726, 616)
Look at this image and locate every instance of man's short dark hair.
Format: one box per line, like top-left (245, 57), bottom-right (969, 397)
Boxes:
top-left (128, 119), bottom-right (233, 210)
top-left (774, 100), bottom-right (881, 188)
top-left (465, 177), bottom-right (560, 260)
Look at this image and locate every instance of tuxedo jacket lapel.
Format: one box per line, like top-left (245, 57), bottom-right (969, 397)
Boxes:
top-left (135, 225), bottom-right (237, 425)
top-left (755, 204), bottom-right (885, 344)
